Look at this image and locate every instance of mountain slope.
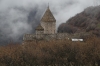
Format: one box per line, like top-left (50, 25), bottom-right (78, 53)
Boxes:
top-left (58, 6), bottom-right (100, 37)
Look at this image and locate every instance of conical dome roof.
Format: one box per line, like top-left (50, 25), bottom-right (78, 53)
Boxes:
top-left (35, 24), bottom-right (44, 30)
top-left (41, 6), bottom-right (56, 22)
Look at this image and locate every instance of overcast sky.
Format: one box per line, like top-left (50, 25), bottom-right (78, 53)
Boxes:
top-left (0, 0), bottom-right (99, 41)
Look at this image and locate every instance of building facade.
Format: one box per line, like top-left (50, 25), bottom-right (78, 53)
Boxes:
top-left (23, 6), bottom-right (69, 41)
top-left (40, 6), bottom-right (56, 34)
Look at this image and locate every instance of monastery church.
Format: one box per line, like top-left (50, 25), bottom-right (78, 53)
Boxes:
top-left (36, 6), bottom-right (56, 35)
top-left (23, 6), bottom-right (69, 41)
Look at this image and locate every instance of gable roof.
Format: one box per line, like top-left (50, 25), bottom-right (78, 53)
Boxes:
top-left (41, 6), bottom-right (56, 22)
top-left (35, 24), bottom-right (44, 30)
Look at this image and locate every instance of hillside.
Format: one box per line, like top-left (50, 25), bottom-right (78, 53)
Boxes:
top-left (0, 36), bottom-right (100, 66)
top-left (58, 6), bottom-right (100, 37)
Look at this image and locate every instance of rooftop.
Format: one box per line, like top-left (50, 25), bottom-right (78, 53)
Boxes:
top-left (41, 6), bottom-right (56, 22)
top-left (35, 24), bottom-right (44, 30)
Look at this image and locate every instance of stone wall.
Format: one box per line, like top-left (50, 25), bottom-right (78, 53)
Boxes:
top-left (36, 30), bottom-right (44, 39)
top-left (41, 21), bottom-right (56, 34)
top-left (56, 33), bottom-right (69, 39)
top-left (23, 34), bottom-right (36, 40)
top-left (43, 34), bottom-right (56, 40)
top-left (36, 30), bottom-right (44, 35)
top-left (23, 33), bottom-right (69, 41)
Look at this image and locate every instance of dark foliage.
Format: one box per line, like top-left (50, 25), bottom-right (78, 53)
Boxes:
top-left (58, 6), bottom-right (100, 36)
top-left (0, 36), bottom-right (100, 66)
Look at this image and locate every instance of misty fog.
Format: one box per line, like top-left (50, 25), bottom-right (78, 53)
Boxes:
top-left (0, 0), bottom-right (99, 44)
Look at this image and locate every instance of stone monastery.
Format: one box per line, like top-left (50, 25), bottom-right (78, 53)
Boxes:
top-left (23, 6), bottom-right (70, 41)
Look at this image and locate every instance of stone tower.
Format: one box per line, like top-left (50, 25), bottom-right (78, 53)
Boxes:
top-left (41, 6), bottom-right (56, 34)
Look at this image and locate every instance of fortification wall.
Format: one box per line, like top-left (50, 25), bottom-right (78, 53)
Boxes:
top-left (23, 33), bottom-right (69, 41)
top-left (23, 34), bottom-right (36, 41)
top-left (43, 33), bottom-right (69, 40)
top-left (43, 34), bottom-right (56, 40)
top-left (56, 33), bottom-right (69, 39)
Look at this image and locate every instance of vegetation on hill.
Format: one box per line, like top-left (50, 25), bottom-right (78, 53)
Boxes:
top-left (58, 6), bottom-right (100, 37)
top-left (0, 36), bottom-right (100, 66)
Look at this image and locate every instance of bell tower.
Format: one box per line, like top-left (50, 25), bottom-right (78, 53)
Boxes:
top-left (41, 6), bottom-right (56, 34)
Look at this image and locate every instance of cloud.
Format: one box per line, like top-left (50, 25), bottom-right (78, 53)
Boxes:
top-left (0, 0), bottom-right (99, 43)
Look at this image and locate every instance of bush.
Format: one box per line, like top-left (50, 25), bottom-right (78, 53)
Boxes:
top-left (0, 37), bottom-right (100, 66)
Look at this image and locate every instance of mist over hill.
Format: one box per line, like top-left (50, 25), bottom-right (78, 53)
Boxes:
top-left (0, 0), bottom-right (99, 45)
top-left (58, 5), bottom-right (100, 37)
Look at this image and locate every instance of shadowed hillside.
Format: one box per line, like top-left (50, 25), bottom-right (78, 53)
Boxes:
top-left (58, 6), bottom-right (100, 37)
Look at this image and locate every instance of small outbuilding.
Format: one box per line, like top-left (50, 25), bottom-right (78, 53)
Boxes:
top-left (35, 25), bottom-right (44, 39)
